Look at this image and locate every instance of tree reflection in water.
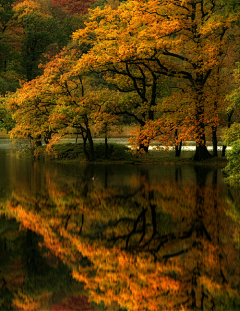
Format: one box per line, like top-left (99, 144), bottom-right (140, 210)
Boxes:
top-left (1, 163), bottom-right (240, 310)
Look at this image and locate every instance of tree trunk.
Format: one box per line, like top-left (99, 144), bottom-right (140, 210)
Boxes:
top-left (175, 142), bottom-right (182, 157)
top-left (82, 135), bottom-right (89, 160)
top-left (192, 118), bottom-right (212, 161)
top-left (138, 115), bottom-right (149, 153)
top-left (81, 114), bottom-right (95, 161)
top-left (138, 135), bottom-right (149, 153)
top-left (44, 131), bottom-right (52, 145)
top-left (212, 126), bottom-right (218, 157)
top-left (221, 145), bottom-right (227, 157)
top-left (175, 129), bottom-right (182, 157)
top-left (105, 135), bottom-right (108, 159)
top-left (81, 126), bottom-right (89, 160)
top-left (87, 129), bottom-right (95, 161)
top-left (139, 143), bottom-right (149, 153)
top-left (193, 96), bottom-right (212, 161)
top-left (222, 109), bottom-right (234, 157)
top-left (193, 144), bottom-right (212, 161)
top-left (148, 109), bottom-right (154, 120)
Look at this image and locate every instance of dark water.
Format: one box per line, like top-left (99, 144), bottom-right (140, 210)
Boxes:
top-left (0, 140), bottom-right (240, 311)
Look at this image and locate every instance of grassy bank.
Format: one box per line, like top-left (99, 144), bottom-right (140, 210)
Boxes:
top-left (23, 142), bottom-right (228, 167)
top-left (29, 143), bottom-right (135, 163)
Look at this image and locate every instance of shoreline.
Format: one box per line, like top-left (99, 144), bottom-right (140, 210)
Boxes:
top-left (0, 138), bottom-right (228, 167)
top-left (34, 143), bottom-right (229, 167)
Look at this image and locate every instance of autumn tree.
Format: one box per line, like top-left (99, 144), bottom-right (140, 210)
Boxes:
top-left (0, 0), bottom-right (89, 134)
top-left (8, 46), bottom-right (120, 159)
top-left (8, 47), bottom-right (83, 149)
top-left (71, 0), bottom-right (239, 160)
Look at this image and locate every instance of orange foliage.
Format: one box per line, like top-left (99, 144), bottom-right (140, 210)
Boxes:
top-left (8, 46), bottom-right (121, 149)
top-left (71, 0), bottom-right (238, 153)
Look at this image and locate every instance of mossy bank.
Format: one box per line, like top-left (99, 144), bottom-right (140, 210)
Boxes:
top-left (17, 142), bottom-right (228, 167)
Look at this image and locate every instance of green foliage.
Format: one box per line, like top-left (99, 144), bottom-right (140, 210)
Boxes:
top-left (227, 64), bottom-right (240, 108)
top-left (0, 0), bottom-right (16, 25)
top-left (90, 0), bottom-right (106, 10)
top-left (0, 96), bottom-right (15, 133)
top-left (90, 0), bottom-right (127, 10)
top-left (48, 1), bottom-right (86, 47)
top-left (18, 13), bottom-right (65, 80)
top-left (224, 63), bottom-right (240, 185)
top-left (223, 123), bottom-right (240, 185)
top-left (0, 71), bottom-right (20, 95)
top-left (0, 0), bottom-right (21, 95)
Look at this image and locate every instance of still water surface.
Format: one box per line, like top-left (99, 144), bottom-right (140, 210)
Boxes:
top-left (0, 139), bottom-right (240, 311)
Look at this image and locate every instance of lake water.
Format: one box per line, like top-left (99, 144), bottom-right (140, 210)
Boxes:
top-left (0, 139), bottom-right (239, 311)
